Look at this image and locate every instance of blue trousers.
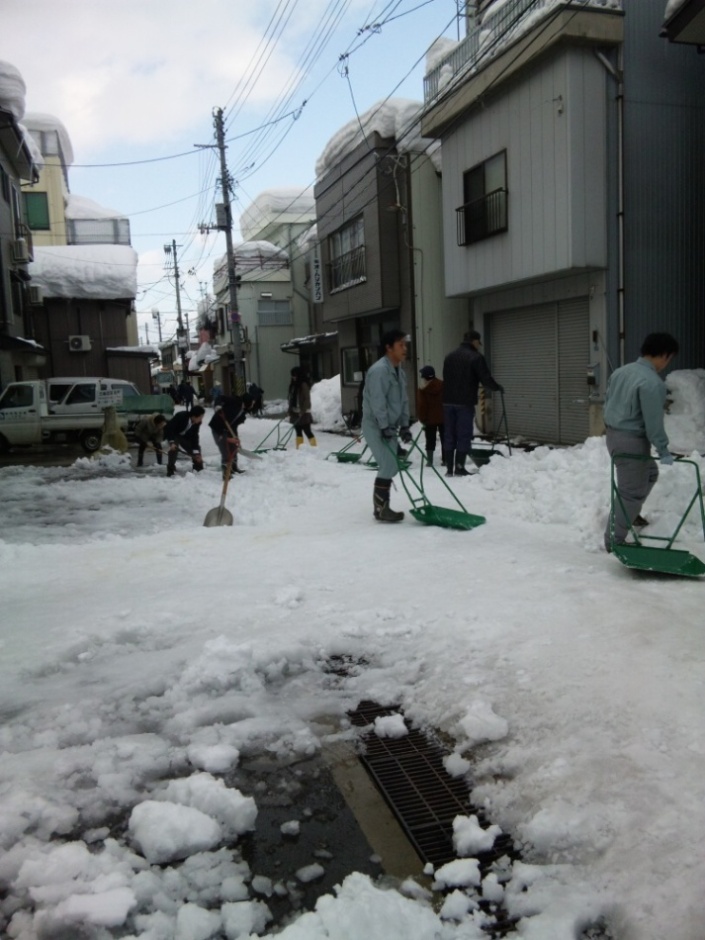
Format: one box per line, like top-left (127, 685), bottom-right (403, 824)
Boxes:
top-left (604, 428), bottom-right (658, 547)
top-left (443, 404), bottom-right (475, 453)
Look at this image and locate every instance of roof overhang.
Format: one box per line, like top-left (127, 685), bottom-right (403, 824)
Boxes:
top-left (0, 334), bottom-right (47, 359)
top-left (0, 107), bottom-right (38, 182)
top-left (280, 331), bottom-right (338, 354)
top-left (661, 0), bottom-right (705, 46)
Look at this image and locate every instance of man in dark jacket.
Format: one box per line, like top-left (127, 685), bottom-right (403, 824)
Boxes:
top-left (442, 330), bottom-right (503, 477)
top-left (209, 393), bottom-right (253, 478)
top-left (164, 405), bottom-right (205, 477)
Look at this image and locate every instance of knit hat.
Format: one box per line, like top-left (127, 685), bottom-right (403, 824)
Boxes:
top-left (419, 366), bottom-right (436, 379)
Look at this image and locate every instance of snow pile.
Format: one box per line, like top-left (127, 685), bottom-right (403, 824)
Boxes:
top-left (665, 367), bottom-right (705, 454)
top-left (239, 187), bottom-right (316, 242)
top-left (24, 111), bottom-right (75, 166)
top-left (310, 374), bottom-right (347, 431)
top-left (0, 59), bottom-right (26, 120)
top-left (315, 99), bottom-right (439, 180)
top-left (65, 193), bottom-right (125, 220)
top-left (28, 245), bottom-right (138, 299)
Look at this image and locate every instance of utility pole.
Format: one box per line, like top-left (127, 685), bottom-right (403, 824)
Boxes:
top-left (144, 322), bottom-right (150, 344)
top-left (198, 108), bottom-right (244, 395)
top-left (164, 241), bottom-right (188, 381)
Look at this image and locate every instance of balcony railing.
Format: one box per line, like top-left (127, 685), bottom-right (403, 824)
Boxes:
top-left (456, 188), bottom-right (508, 245)
top-left (424, 0), bottom-right (624, 103)
top-left (67, 218), bottom-right (131, 246)
top-left (328, 244), bottom-right (366, 293)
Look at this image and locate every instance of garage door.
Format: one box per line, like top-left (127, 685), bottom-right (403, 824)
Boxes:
top-left (488, 298), bottom-right (590, 445)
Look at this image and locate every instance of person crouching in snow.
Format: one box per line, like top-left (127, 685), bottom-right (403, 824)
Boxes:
top-left (134, 413), bottom-right (167, 467)
top-left (288, 366), bottom-right (317, 448)
top-left (361, 329), bottom-right (412, 523)
top-left (209, 392), bottom-right (253, 478)
top-left (164, 406), bottom-right (205, 477)
top-left (417, 365), bottom-right (445, 467)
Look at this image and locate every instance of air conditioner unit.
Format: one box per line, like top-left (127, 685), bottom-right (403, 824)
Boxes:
top-left (28, 285), bottom-right (44, 305)
top-left (68, 335), bottom-right (92, 352)
top-left (13, 238), bottom-right (29, 263)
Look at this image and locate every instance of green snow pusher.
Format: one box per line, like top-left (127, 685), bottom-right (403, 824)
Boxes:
top-left (469, 390), bottom-right (512, 468)
top-left (327, 436), bottom-right (369, 463)
top-left (609, 454), bottom-right (705, 577)
top-left (389, 435), bottom-right (486, 530)
top-left (252, 416), bottom-right (295, 453)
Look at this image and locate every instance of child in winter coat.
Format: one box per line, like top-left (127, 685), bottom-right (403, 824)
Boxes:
top-left (287, 366), bottom-right (317, 448)
top-left (416, 366), bottom-right (445, 466)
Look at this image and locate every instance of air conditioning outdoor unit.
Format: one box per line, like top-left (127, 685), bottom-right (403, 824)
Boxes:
top-left (13, 238), bottom-right (29, 263)
top-left (28, 285), bottom-right (44, 305)
top-left (68, 335), bottom-right (92, 352)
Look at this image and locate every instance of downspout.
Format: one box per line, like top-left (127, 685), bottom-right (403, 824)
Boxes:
top-left (595, 47), bottom-right (625, 367)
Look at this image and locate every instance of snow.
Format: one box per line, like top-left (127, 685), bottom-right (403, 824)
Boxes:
top-left (0, 59), bottom-right (26, 120)
top-left (664, 0), bottom-right (689, 19)
top-left (28, 244), bottom-right (138, 299)
top-left (23, 111), bottom-right (75, 166)
top-left (1, 371), bottom-right (705, 939)
top-left (315, 99), bottom-right (440, 180)
top-left (239, 188), bottom-right (316, 243)
top-left (65, 193), bottom-right (125, 220)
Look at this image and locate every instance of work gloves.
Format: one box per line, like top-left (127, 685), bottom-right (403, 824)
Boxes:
top-left (399, 427), bottom-right (413, 444)
top-left (382, 427), bottom-right (397, 440)
top-left (660, 453), bottom-right (675, 465)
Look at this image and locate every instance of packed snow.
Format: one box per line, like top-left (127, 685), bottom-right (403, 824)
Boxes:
top-left (239, 189), bottom-right (316, 243)
top-left (28, 244), bottom-right (138, 300)
top-left (1, 372), bottom-right (704, 939)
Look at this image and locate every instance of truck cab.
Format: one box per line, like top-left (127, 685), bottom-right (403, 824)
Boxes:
top-left (47, 378), bottom-right (141, 416)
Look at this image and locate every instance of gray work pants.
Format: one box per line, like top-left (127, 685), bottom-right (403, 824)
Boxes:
top-left (604, 428), bottom-right (658, 548)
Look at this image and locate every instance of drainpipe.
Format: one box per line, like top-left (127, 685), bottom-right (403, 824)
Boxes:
top-left (595, 47), bottom-right (625, 367)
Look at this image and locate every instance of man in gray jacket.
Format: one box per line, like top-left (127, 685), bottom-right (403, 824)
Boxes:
top-left (362, 329), bottom-right (412, 522)
top-left (603, 332), bottom-right (679, 551)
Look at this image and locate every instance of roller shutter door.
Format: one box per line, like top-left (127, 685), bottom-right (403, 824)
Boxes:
top-left (488, 299), bottom-right (589, 445)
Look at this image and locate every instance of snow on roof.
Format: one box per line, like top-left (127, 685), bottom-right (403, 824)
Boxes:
top-left (239, 188), bottom-right (316, 242)
top-left (29, 245), bottom-right (138, 300)
top-left (664, 0), bottom-right (689, 18)
top-left (213, 240), bottom-right (289, 275)
top-left (297, 223), bottom-right (318, 253)
top-left (65, 193), bottom-right (126, 221)
top-left (315, 98), bottom-right (438, 179)
top-left (24, 112), bottom-right (74, 166)
top-left (0, 60), bottom-right (26, 121)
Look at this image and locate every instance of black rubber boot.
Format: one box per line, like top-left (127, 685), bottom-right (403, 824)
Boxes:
top-left (454, 452), bottom-right (470, 476)
top-left (373, 479), bottom-right (404, 523)
top-left (426, 451), bottom-right (434, 467)
top-left (445, 451), bottom-right (455, 477)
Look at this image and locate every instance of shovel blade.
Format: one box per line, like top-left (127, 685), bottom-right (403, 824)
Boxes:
top-left (203, 506), bottom-right (234, 527)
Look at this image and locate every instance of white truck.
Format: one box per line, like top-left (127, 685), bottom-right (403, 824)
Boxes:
top-left (0, 378), bottom-right (174, 454)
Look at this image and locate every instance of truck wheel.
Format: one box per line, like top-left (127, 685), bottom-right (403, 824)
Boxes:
top-left (80, 429), bottom-right (102, 453)
top-left (0, 433), bottom-right (10, 455)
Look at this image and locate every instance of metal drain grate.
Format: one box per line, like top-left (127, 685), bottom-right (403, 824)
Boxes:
top-left (348, 700), bottom-right (515, 869)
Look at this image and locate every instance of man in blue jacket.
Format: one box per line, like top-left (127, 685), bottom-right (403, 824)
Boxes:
top-left (443, 330), bottom-right (503, 476)
top-left (361, 329), bottom-right (412, 523)
top-left (603, 332), bottom-right (679, 551)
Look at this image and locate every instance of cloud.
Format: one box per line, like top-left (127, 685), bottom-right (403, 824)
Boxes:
top-left (0, 0), bottom-right (318, 155)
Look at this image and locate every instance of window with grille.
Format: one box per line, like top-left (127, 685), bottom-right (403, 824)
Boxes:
top-left (328, 216), bottom-right (366, 292)
top-left (24, 192), bottom-right (50, 230)
top-left (257, 299), bottom-right (292, 326)
top-left (457, 150), bottom-right (508, 246)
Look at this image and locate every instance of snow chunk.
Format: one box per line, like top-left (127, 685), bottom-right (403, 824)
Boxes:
top-left (187, 743), bottom-right (240, 774)
top-left (444, 752), bottom-right (471, 777)
top-left (175, 902), bottom-right (222, 939)
top-left (373, 713), bottom-right (408, 739)
top-left (440, 888), bottom-right (477, 920)
top-left (281, 819), bottom-right (300, 837)
top-left (222, 899), bottom-right (272, 938)
top-left (457, 700), bottom-right (509, 746)
top-left (482, 872), bottom-right (505, 903)
top-left (29, 245), bottom-right (138, 300)
top-left (54, 887), bottom-right (136, 926)
top-left (296, 863), bottom-right (325, 883)
top-left (161, 772), bottom-right (257, 841)
top-left (433, 858), bottom-right (482, 889)
top-left (128, 801), bottom-right (221, 864)
top-left (453, 814), bottom-right (502, 856)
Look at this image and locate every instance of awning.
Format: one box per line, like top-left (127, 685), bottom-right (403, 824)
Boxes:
top-left (0, 334), bottom-right (46, 354)
top-left (280, 331), bottom-right (338, 354)
top-left (661, 0), bottom-right (705, 45)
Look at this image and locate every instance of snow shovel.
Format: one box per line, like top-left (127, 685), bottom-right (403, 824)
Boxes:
top-left (253, 416), bottom-right (295, 453)
top-left (388, 435), bottom-right (486, 530)
top-left (609, 454), bottom-right (705, 577)
top-left (327, 435), bottom-right (368, 463)
top-left (203, 414), bottom-right (243, 527)
top-left (469, 390), bottom-right (512, 468)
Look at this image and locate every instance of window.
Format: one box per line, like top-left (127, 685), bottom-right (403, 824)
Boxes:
top-left (0, 385), bottom-right (34, 409)
top-left (342, 348), bottom-right (362, 386)
top-left (24, 192), bottom-right (50, 231)
top-left (328, 216), bottom-right (365, 292)
top-left (48, 383), bottom-right (73, 404)
top-left (257, 299), bottom-right (292, 327)
top-left (457, 150), bottom-right (507, 246)
top-left (66, 384), bottom-right (97, 405)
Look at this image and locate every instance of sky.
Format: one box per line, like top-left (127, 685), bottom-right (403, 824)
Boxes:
top-left (0, 0), bottom-right (463, 346)
top-left (0, 372), bottom-right (704, 939)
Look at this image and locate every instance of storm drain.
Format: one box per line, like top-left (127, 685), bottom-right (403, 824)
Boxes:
top-left (348, 700), bottom-right (517, 869)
